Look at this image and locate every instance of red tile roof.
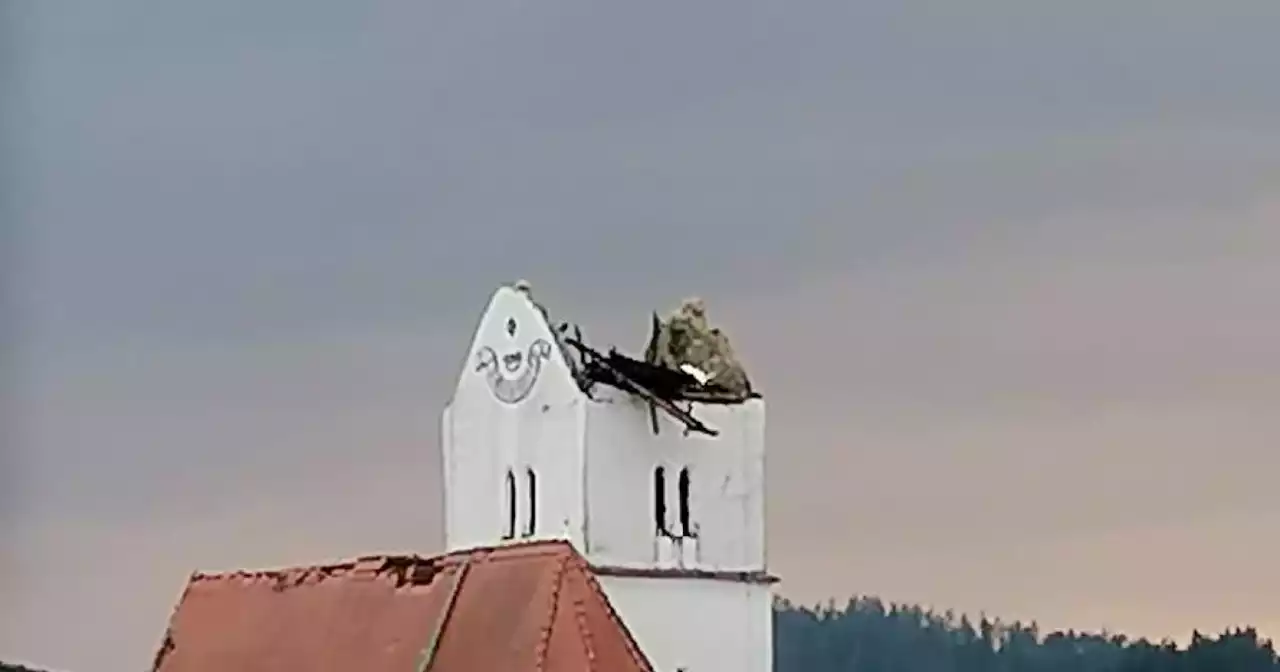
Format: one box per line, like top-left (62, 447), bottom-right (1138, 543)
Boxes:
top-left (151, 540), bottom-right (654, 672)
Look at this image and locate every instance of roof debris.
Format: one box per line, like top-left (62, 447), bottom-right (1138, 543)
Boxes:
top-left (562, 334), bottom-right (720, 437)
top-left (646, 297), bottom-right (754, 401)
top-left (548, 294), bottom-right (758, 438)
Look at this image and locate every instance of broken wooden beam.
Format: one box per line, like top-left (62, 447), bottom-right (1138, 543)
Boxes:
top-left (563, 337), bottom-right (719, 437)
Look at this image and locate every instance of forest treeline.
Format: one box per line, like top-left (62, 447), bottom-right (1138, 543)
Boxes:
top-left (775, 596), bottom-right (1279, 672)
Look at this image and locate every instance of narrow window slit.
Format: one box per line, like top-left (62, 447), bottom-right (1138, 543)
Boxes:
top-left (654, 466), bottom-right (669, 536)
top-left (678, 467), bottom-right (693, 538)
top-left (524, 467), bottom-right (537, 537)
top-left (502, 469), bottom-right (516, 540)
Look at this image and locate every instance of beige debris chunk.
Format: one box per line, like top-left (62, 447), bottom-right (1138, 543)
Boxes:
top-left (652, 297), bottom-right (752, 398)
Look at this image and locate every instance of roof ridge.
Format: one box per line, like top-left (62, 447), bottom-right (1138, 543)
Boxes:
top-left (572, 587), bottom-right (597, 672)
top-left (577, 557), bottom-right (656, 672)
top-left (182, 539), bottom-right (577, 583)
top-left (188, 554), bottom-right (439, 582)
top-left (534, 552), bottom-right (573, 671)
top-left (415, 555), bottom-right (478, 672)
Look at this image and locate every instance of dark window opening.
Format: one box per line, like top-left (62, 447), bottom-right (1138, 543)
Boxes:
top-left (677, 467), bottom-right (693, 537)
top-left (502, 470), bottom-right (516, 540)
top-left (523, 467), bottom-right (537, 537)
top-left (654, 466), bottom-right (669, 536)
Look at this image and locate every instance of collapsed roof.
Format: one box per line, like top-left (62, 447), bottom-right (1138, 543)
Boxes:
top-left (150, 540), bottom-right (653, 672)
top-left (517, 283), bottom-right (758, 437)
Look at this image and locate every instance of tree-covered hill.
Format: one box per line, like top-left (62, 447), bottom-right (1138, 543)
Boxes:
top-left (775, 596), bottom-right (1279, 672)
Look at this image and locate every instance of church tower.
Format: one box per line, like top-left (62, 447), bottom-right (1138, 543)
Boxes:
top-left (442, 283), bottom-right (774, 672)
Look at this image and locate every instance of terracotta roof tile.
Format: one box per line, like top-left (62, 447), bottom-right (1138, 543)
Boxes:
top-left (151, 540), bottom-right (653, 672)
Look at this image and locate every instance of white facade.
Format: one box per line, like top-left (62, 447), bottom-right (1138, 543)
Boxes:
top-left (582, 386), bottom-right (766, 573)
top-left (442, 284), bottom-right (772, 672)
top-left (598, 576), bottom-right (774, 672)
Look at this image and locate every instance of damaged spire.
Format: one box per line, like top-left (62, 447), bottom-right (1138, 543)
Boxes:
top-left (554, 296), bottom-right (759, 438)
top-left (645, 297), bottom-right (755, 402)
top-left (562, 335), bottom-right (720, 437)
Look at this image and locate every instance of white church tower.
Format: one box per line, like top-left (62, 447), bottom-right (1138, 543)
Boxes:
top-left (442, 283), bottom-right (774, 672)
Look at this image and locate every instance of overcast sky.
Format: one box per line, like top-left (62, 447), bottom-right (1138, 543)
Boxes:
top-left (4, 1), bottom-right (1280, 670)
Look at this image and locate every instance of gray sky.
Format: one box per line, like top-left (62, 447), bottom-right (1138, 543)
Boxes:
top-left (5, 1), bottom-right (1280, 670)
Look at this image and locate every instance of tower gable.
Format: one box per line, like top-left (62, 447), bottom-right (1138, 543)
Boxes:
top-left (449, 284), bottom-right (578, 407)
top-left (443, 284), bottom-right (587, 552)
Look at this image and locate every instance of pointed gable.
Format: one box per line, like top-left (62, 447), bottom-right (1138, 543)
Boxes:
top-left (450, 284), bottom-right (577, 408)
top-left (150, 541), bottom-right (653, 672)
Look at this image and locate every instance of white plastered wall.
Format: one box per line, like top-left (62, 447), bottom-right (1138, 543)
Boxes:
top-left (598, 575), bottom-right (774, 672)
top-left (442, 287), bottom-right (587, 551)
top-left (582, 387), bottom-right (766, 573)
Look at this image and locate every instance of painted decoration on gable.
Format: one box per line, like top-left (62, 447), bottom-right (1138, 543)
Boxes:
top-left (475, 316), bottom-right (554, 404)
